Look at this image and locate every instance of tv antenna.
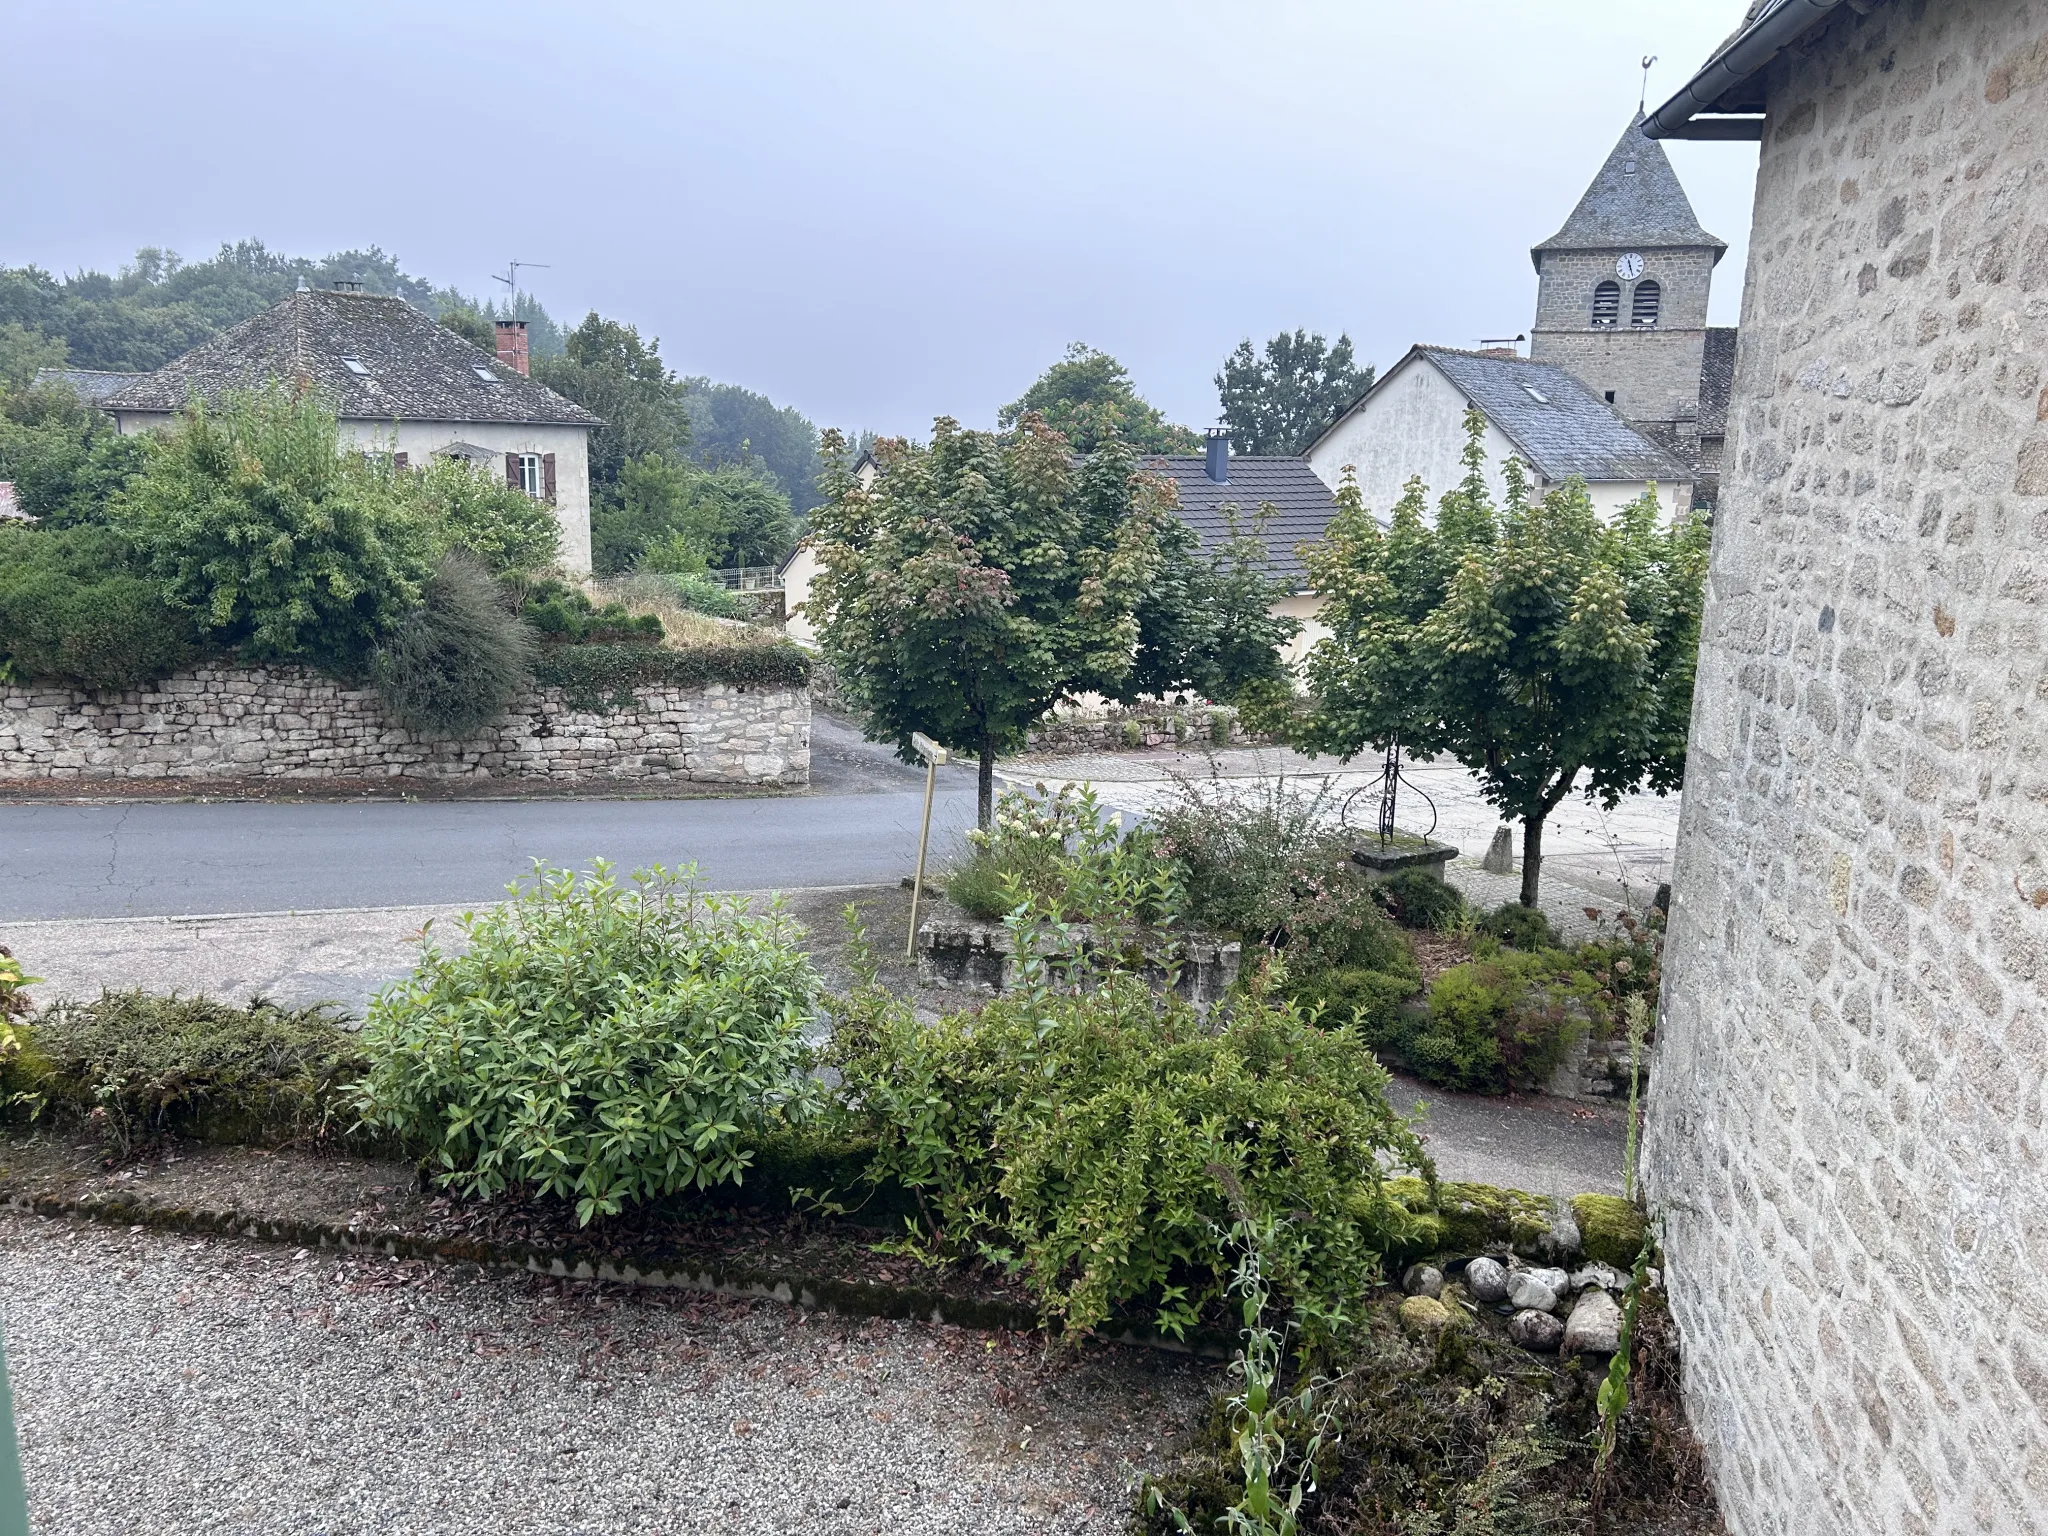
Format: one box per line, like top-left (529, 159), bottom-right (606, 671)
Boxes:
top-left (1640, 55), bottom-right (1658, 112)
top-left (492, 260), bottom-right (549, 296)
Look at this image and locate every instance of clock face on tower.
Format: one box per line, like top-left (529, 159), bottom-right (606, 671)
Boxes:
top-left (1616, 253), bottom-right (1645, 281)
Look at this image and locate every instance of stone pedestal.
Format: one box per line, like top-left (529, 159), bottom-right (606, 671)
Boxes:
top-left (1349, 837), bottom-right (1458, 883)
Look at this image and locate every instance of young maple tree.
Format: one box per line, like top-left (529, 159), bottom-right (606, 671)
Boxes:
top-left (809, 414), bottom-right (1166, 826)
top-left (1297, 409), bottom-right (1708, 907)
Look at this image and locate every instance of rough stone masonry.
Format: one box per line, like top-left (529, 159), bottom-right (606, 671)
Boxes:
top-left (0, 667), bottom-right (809, 787)
top-left (1644, 3), bottom-right (2048, 1534)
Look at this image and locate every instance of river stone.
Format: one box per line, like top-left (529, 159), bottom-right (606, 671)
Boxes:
top-left (1563, 1288), bottom-right (1624, 1355)
top-left (1507, 1307), bottom-right (1564, 1352)
top-left (1403, 1264), bottom-right (1444, 1299)
top-left (1507, 1272), bottom-right (1560, 1313)
top-left (1464, 1256), bottom-right (1509, 1303)
top-left (1526, 1266), bottom-right (1571, 1296)
top-left (1399, 1295), bottom-right (1452, 1338)
top-left (1571, 1262), bottom-right (1627, 1294)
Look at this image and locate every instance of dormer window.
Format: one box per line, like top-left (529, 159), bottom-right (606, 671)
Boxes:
top-left (1592, 281), bottom-right (1621, 327)
top-left (472, 364), bottom-right (498, 382)
top-left (340, 356), bottom-right (371, 377)
top-left (1631, 280), bottom-right (1662, 327)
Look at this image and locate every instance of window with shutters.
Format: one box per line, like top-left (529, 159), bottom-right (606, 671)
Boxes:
top-left (518, 453), bottom-right (543, 498)
top-left (1631, 280), bottom-right (1661, 328)
top-left (1591, 281), bottom-right (1620, 327)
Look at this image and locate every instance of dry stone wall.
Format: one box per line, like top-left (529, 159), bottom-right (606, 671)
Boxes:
top-left (1644, 4), bottom-right (2048, 1533)
top-left (0, 666), bottom-right (809, 787)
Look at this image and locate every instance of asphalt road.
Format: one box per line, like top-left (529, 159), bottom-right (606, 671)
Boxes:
top-left (0, 717), bottom-right (980, 921)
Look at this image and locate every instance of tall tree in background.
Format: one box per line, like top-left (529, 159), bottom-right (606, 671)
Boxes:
top-left (809, 415), bottom-right (1165, 825)
top-left (594, 455), bottom-right (795, 575)
top-left (1000, 343), bottom-right (1201, 455)
top-left (1126, 508), bottom-right (1298, 705)
top-left (682, 380), bottom-right (827, 515)
top-left (1296, 411), bottom-right (1707, 907)
top-left (534, 313), bottom-right (694, 491)
top-left (1215, 330), bottom-right (1375, 455)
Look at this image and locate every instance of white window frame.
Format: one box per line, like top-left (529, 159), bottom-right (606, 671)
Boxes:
top-left (519, 453), bottom-right (543, 498)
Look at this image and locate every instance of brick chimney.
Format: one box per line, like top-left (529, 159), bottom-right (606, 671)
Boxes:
top-left (494, 320), bottom-right (530, 377)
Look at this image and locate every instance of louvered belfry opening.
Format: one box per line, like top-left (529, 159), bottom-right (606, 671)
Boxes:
top-left (1592, 280), bottom-right (1621, 327)
top-left (1631, 279), bottom-right (1661, 327)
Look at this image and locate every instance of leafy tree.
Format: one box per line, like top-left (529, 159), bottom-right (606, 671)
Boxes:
top-left (0, 383), bottom-right (150, 526)
top-left (1215, 329), bottom-right (1375, 455)
top-left (1127, 507), bottom-right (1298, 703)
top-left (681, 379), bottom-right (826, 514)
top-left (398, 456), bottom-right (560, 575)
top-left (591, 453), bottom-right (794, 575)
top-left (437, 306), bottom-right (496, 351)
top-left (534, 313), bottom-right (693, 491)
top-left (999, 343), bottom-right (1201, 455)
top-left (111, 391), bottom-right (434, 673)
top-left (0, 322), bottom-right (67, 389)
top-left (809, 415), bottom-right (1166, 825)
top-left (1297, 410), bottom-right (1707, 907)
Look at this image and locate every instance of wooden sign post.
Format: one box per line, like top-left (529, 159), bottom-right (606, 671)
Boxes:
top-left (907, 732), bottom-right (949, 957)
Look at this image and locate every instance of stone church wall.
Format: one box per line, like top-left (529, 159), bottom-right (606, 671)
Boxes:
top-left (0, 667), bottom-right (810, 787)
top-left (1644, 3), bottom-right (2048, 1532)
top-left (1529, 245), bottom-right (1715, 428)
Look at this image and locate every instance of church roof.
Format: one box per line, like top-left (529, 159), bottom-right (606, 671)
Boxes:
top-left (1531, 114), bottom-right (1726, 270)
top-left (100, 288), bottom-right (600, 429)
top-left (1403, 346), bottom-right (1692, 485)
top-left (1138, 454), bottom-right (1339, 590)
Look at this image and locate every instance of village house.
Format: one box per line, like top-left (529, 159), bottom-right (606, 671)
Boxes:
top-left (91, 284), bottom-right (601, 572)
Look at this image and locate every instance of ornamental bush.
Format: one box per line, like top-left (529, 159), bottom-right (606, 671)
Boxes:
top-left (0, 525), bottom-right (196, 689)
top-left (369, 553), bottom-right (537, 736)
top-left (1399, 949), bottom-right (1597, 1094)
top-left (825, 962), bottom-right (1432, 1339)
top-left (945, 784), bottom-right (1181, 925)
top-left (1370, 868), bottom-right (1467, 932)
top-left (353, 862), bottom-right (821, 1223)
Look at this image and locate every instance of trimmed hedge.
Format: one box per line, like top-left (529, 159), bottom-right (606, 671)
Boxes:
top-left (532, 641), bottom-right (812, 712)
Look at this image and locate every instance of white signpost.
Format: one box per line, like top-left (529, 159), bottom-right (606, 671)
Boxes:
top-left (907, 732), bottom-right (949, 956)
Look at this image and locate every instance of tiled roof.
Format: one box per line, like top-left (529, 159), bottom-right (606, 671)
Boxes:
top-left (99, 289), bottom-right (600, 428)
top-left (1138, 455), bottom-right (1340, 589)
top-left (31, 367), bottom-right (148, 403)
top-left (1531, 114), bottom-right (1726, 268)
top-left (1414, 347), bottom-right (1693, 485)
top-left (1698, 327), bottom-right (1738, 437)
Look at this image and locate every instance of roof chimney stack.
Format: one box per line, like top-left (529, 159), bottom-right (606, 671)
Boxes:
top-left (494, 319), bottom-right (530, 377)
top-left (1204, 427), bottom-right (1230, 484)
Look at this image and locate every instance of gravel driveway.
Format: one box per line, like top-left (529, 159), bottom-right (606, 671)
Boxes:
top-left (0, 1213), bottom-right (1210, 1535)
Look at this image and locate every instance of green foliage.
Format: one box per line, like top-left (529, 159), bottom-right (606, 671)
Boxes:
top-left (534, 312), bottom-right (694, 491)
top-left (110, 391), bottom-right (434, 673)
top-left (506, 576), bottom-right (665, 647)
top-left (1477, 902), bottom-right (1561, 952)
top-left (0, 322), bottom-right (68, 389)
top-left (825, 961), bottom-right (1431, 1338)
top-left (809, 419), bottom-right (1166, 823)
top-left (530, 640), bottom-right (810, 713)
top-left (0, 383), bottom-right (151, 527)
top-left (0, 524), bottom-right (197, 688)
top-left (944, 784), bottom-right (1181, 924)
top-left (681, 377), bottom-right (827, 515)
top-left (594, 452), bottom-right (796, 576)
top-left (1298, 412), bottom-right (1709, 907)
top-left (652, 571), bottom-right (743, 618)
top-left (1129, 508), bottom-right (1299, 704)
top-left (437, 305), bottom-right (496, 350)
top-left (998, 342), bottom-right (1202, 455)
top-left (353, 862), bottom-right (822, 1224)
top-left (1595, 1223), bottom-right (1661, 1485)
top-left (1371, 869), bottom-right (1467, 932)
top-left (1215, 329), bottom-right (1375, 456)
top-left (16, 991), bottom-right (366, 1155)
top-left (0, 947), bottom-right (40, 1021)
top-left (369, 554), bottom-right (538, 736)
top-left (1401, 950), bottom-right (1595, 1094)
top-left (401, 455), bottom-right (560, 574)
top-left (1285, 965), bottom-right (1414, 1040)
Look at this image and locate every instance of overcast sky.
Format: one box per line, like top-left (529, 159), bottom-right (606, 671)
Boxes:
top-left (7, 1), bottom-right (1757, 438)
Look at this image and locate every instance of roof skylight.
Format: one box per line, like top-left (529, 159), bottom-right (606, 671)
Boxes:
top-left (340, 356), bottom-right (371, 377)
top-left (472, 364), bottom-right (498, 382)
top-left (1522, 385), bottom-right (1550, 404)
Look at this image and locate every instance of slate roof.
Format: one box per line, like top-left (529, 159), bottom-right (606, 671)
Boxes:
top-left (1139, 455), bottom-right (1340, 589)
top-left (1698, 327), bottom-right (1738, 437)
top-left (31, 367), bottom-right (147, 403)
top-left (1394, 346), bottom-right (1692, 485)
top-left (99, 289), bottom-right (600, 428)
top-left (1531, 113), bottom-right (1726, 269)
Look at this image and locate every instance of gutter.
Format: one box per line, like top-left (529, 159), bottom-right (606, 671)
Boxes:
top-left (1642, 0), bottom-right (1853, 140)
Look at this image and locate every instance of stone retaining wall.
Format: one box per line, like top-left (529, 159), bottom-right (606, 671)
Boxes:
top-left (0, 666), bottom-right (809, 786)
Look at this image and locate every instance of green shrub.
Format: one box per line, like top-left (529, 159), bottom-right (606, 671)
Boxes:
top-left (1398, 949), bottom-right (1595, 1094)
top-left (506, 575), bottom-right (665, 647)
top-left (655, 571), bottom-right (743, 618)
top-left (529, 640), bottom-right (811, 713)
top-left (825, 967), bottom-right (1432, 1339)
top-left (13, 991), bottom-right (365, 1153)
top-left (1478, 900), bottom-right (1562, 951)
top-left (945, 784), bottom-right (1180, 925)
top-left (353, 862), bottom-right (822, 1223)
top-left (1285, 965), bottom-right (1416, 1042)
top-left (402, 455), bottom-right (561, 575)
top-left (110, 390), bottom-right (435, 673)
top-left (1371, 868), bottom-right (1466, 932)
top-left (0, 387), bottom-right (149, 528)
top-left (0, 525), bottom-right (197, 689)
top-left (369, 554), bottom-right (538, 736)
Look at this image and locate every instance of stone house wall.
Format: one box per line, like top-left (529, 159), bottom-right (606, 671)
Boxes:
top-left (0, 667), bottom-right (809, 786)
top-left (1644, 3), bottom-right (2048, 1532)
